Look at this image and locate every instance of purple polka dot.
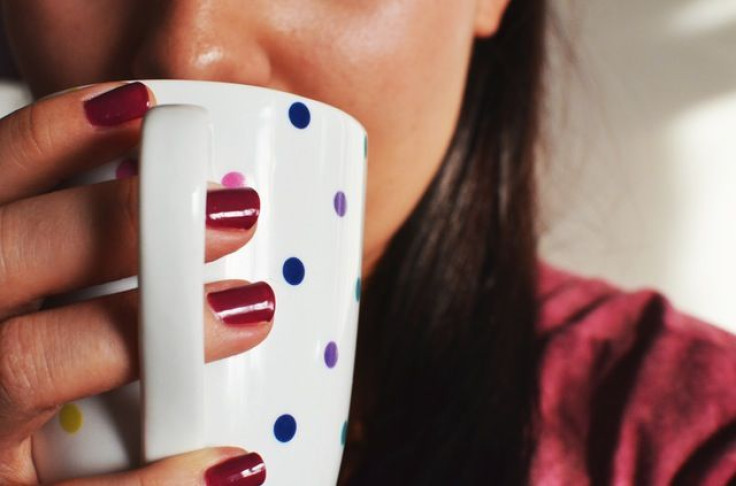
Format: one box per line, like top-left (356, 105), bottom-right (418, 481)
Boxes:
top-left (221, 171), bottom-right (246, 188)
top-left (115, 158), bottom-right (138, 179)
top-left (324, 341), bottom-right (338, 368)
top-left (334, 191), bottom-right (347, 217)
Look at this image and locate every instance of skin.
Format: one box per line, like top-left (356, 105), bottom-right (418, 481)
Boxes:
top-left (0, 0), bottom-right (509, 483)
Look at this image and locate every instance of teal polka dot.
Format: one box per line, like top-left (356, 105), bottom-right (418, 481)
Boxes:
top-left (341, 420), bottom-right (348, 446)
top-left (355, 277), bottom-right (361, 302)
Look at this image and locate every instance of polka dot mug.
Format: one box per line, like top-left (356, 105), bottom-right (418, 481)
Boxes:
top-left (31, 80), bottom-right (367, 485)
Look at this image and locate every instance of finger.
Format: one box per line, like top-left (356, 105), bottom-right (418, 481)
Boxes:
top-left (0, 82), bottom-right (154, 205)
top-left (0, 179), bottom-right (260, 315)
top-left (0, 280), bottom-right (275, 445)
top-left (53, 447), bottom-right (267, 486)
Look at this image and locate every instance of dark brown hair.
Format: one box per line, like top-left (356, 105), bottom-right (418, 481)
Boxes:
top-left (339, 0), bottom-right (548, 484)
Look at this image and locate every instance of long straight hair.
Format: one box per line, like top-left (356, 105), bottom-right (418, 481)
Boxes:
top-left (340, 0), bottom-right (548, 484)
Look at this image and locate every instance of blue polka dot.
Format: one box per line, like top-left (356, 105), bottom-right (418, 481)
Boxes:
top-left (355, 277), bottom-right (361, 301)
top-left (283, 257), bottom-right (305, 285)
top-left (274, 414), bottom-right (297, 443)
top-left (341, 420), bottom-right (348, 446)
top-left (324, 341), bottom-right (338, 368)
top-left (289, 102), bottom-right (311, 129)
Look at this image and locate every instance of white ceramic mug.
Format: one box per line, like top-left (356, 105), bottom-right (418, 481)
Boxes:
top-left (31, 80), bottom-right (367, 485)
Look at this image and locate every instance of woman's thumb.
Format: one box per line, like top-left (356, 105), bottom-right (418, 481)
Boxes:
top-left (53, 447), bottom-right (266, 486)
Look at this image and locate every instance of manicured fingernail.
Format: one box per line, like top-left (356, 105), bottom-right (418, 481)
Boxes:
top-left (205, 452), bottom-right (266, 486)
top-left (207, 282), bottom-right (275, 326)
top-left (206, 188), bottom-right (260, 230)
top-left (84, 82), bottom-right (150, 126)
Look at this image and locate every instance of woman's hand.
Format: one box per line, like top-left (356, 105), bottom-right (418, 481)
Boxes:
top-left (0, 82), bottom-right (272, 484)
top-left (55, 447), bottom-right (265, 485)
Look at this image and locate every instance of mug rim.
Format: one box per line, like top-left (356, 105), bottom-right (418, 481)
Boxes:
top-left (88, 79), bottom-right (368, 136)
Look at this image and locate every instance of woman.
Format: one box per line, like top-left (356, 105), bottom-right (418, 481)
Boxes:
top-left (1, 1), bottom-right (735, 485)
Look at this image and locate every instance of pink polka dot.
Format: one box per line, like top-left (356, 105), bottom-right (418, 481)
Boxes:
top-left (221, 171), bottom-right (246, 188)
top-left (115, 158), bottom-right (138, 179)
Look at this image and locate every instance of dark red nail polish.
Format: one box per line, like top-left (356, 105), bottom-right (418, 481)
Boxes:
top-left (206, 188), bottom-right (260, 230)
top-left (84, 82), bottom-right (150, 126)
top-left (207, 282), bottom-right (275, 326)
top-left (205, 452), bottom-right (266, 486)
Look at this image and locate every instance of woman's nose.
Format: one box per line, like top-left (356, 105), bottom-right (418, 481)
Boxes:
top-left (131, 0), bottom-right (272, 85)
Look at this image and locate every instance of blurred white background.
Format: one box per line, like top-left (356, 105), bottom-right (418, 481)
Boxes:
top-left (540, 0), bottom-right (736, 332)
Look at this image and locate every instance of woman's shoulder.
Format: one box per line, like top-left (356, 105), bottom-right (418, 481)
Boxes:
top-left (536, 261), bottom-right (736, 349)
top-left (532, 262), bottom-right (736, 485)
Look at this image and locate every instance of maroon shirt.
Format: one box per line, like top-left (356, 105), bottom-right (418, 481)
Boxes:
top-left (533, 264), bottom-right (736, 485)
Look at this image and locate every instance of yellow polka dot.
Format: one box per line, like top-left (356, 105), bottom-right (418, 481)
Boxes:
top-left (59, 403), bottom-right (83, 434)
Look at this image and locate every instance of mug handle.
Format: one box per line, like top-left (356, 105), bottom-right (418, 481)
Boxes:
top-left (138, 105), bottom-right (211, 463)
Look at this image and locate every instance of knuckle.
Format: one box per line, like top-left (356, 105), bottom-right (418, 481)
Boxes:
top-left (119, 178), bottom-right (140, 247)
top-left (0, 207), bottom-right (11, 288)
top-left (0, 205), bottom-right (27, 300)
top-left (0, 317), bottom-right (53, 415)
top-left (8, 103), bottom-right (53, 173)
top-left (139, 474), bottom-right (160, 486)
top-left (0, 202), bottom-right (37, 293)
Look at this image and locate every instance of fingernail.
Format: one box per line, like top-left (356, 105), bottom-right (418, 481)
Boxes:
top-left (84, 82), bottom-right (150, 126)
top-left (205, 452), bottom-right (266, 486)
top-left (207, 282), bottom-right (275, 326)
top-left (206, 188), bottom-right (260, 230)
